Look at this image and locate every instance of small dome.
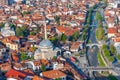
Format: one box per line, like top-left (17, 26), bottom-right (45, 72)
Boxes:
top-left (28, 52), bottom-right (33, 55)
top-left (54, 47), bottom-right (60, 51)
top-left (5, 23), bottom-right (9, 27)
top-left (35, 49), bottom-right (41, 54)
top-left (39, 39), bottom-right (53, 48)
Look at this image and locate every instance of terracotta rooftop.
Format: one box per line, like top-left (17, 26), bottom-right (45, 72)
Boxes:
top-left (41, 70), bottom-right (66, 79)
top-left (112, 37), bottom-right (120, 42)
top-left (5, 69), bottom-right (27, 79)
top-left (33, 75), bottom-right (44, 80)
top-left (70, 42), bottom-right (83, 49)
top-left (108, 27), bottom-right (117, 33)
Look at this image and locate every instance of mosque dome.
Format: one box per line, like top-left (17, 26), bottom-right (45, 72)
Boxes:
top-left (39, 39), bottom-right (53, 48)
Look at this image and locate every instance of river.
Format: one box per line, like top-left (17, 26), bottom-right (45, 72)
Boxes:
top-left (87, 10), bottom-right (98, 66)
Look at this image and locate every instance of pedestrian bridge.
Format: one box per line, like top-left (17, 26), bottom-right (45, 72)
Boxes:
top-left (80, 66), bottom-right (113, 71)
top-left (89, 25), bottom-right (97, 27)
top-left (86, 43), bottom-right (102, 48)
top-left (86, 24), bottom-right (97, 27)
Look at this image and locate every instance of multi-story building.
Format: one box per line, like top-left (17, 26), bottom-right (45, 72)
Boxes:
top-left (2, 36), bottom-right (20, 51)
top-left (40, 70), bottom-right (67, 80)
top-left (0, 0), bottom-right (14, 5)
top-left (1, 23), bottom-right (15, 37)
top-left (0, 0), bottom-right (8, 5)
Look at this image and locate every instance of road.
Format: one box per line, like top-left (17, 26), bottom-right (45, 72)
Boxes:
top-left (65, 58), bottom-right (89, 79)
top-left (63, 52), bottom-right (89, 79)
top-left (94, 72), bottom-right (109, 80)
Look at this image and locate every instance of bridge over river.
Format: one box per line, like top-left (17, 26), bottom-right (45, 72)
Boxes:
top-left (86, 43), bottom-right (103, 48)
top-left (79, 66), bottom-right (113, 71)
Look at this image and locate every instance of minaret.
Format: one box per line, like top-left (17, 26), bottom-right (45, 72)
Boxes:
top-left (44, 22), bottom-right (47, 40)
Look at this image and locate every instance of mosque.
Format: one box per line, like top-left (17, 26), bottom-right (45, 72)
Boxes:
top-left (34, 24), bottom-right (61, 60)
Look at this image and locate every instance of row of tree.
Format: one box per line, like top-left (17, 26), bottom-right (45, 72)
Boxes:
top-left (0, 22), bottom-right (40, 37)
top-left (95, 11), bottom-right (105, 41)
top-left (49, 31), bottom-right (80, 45)
top-left (15, 26), bottom-right (29, 37)
top-left (81, 25), bottom-right (89, 40)
top-left (102, 45), bottom-right (114, 62)
top-left (15, 25), bottom-right (40, 37)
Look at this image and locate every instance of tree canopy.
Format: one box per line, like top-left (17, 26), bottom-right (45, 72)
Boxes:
top-left (59, 34), bottom-right (68, 42)
top-left (0, 22), bottom-right (5, 29)
top-left (110, 45), bottom-right (117, 55)
top-left (72, 31), bottom-right (80, 41)
top-left (15, 27), bottom-right (24, 37)
top-left (30, 31), bottom-right (36, 35)
top-left (96, 11), bottom-right (102, 24)
top-left (55, 78), bottom-right (62, 80)
top-left (49, 36), bottom-right (58, 46)
top-left (41, 64), bottom-right (46, 72)
top-left (20, 52), bottom-right (28, 61)
top-left (15, 26), bottom-right (29, 37)
top-left (54, 16), bottom-right (60, 25)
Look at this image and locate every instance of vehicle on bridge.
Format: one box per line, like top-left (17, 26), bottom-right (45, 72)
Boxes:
top-left (70, 56), bottom-right (76, 62)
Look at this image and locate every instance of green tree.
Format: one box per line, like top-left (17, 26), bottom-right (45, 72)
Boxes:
top-left (87, 11), bottom-right (92, 24)
top-left (54, 16), bottom-right (60, 25)
top-left (102, 0), bottom-right (108, 5)
top-left (41, 64), bottom-right (46, 72)
top-left (110, 45), bottom-right (117, 55)
top-left (52, 56), bottom-right (57, 61)
top-left (104, 26), bottom-right (108, 29)
top-left (108, 74), bottom-right (117, 80)
top-left (96, 26), bottom-right (105, 40)
top-left (30, 31), bottom-right (36, 35)
top-left (97, 51), bottom-right (106, 67)
top-left (72, 31), bottom-right (80, 40)
top-left (34, 27), bottom-right (40, 33)
top-left (81, 32), bottom-right (86, 40)
top-left (22, 11), bottom-right (31, 16)
top-left (81, 25), bottom-right (89, 40)
top-left (96, 11), bottom-right (102, 24)
top-left (20, 52), bottom-right (27, 61)
top-left (21, 26), bottom-right (28, 36)
top-left (117, 54), bottom-right (120, 60)
top-left (15, 27), bottom-right (24, 37)
top-left (102, 45), bottom-right (108, 49)
top-left (102, 45), bottom-right (114, 62)
top-left (55, 78), bottom-right (62, 80)
top-left (87, 17), bottom-right (91, 24)
top-left (21, 26), bottom-right (27, 31)
top-left (0, 22), bottom-right (5, 29)
top-left (96, 12), bottom-right (102, 20)
top-left (30, 46), bottom-right (37, 52)
top-left (49, 36), bottom-right (58, 45)
top-left (10, 24), bottom-right (15, 30)
top-left (59, 34), bottom-right (68, 42)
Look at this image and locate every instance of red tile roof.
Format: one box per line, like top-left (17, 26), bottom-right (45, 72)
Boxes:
top-left (112, 37), bottom-right (120, 42)
top-left (70, 42), bottom-right (82, 49)
top-left (108, 28), bottom-right (117, 33)
top-left (57, 26), bottom-right (67, 33)
top-left (5, 69), bottom-right (26, 79)
top-left (41, 70), bottom-right (66, 79)
top-left (33, 75), bottom-right (44, 80)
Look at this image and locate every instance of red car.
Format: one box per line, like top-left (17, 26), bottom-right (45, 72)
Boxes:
top-left (70, 56), bottom-right (76, 62)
